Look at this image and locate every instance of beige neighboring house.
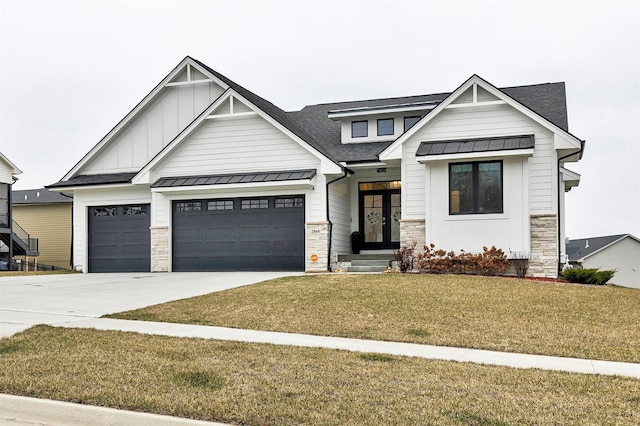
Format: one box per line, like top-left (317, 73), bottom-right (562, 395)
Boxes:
top-left (567, 234), bottom-right (640, 289)
top-left (12, 188), bottom-right (73, 269)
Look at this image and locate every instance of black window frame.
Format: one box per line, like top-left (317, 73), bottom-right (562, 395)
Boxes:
top-left (351, 120), bottom-right (368, 138)
top-left (404, 116), bottom-right (421, 132)
top-left (449, 160), bottom-right (503, 215)
top-left (377, 118), bottom-right (394, 136)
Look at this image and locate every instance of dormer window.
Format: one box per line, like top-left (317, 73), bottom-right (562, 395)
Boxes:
top-left (404, 116), bottom-right (421, 132)
top-left (352, 121), bottom-right (368, 138)
top-left (377, 119), bottom-right (394, 136)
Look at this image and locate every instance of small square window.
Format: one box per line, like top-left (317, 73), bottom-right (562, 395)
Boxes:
top-left (176, 202), bottom-right (202, 212)
top-left (275, 197), bottom-right (304, 208)
top-left (241, 199), bottom-right (269, 209)
top-left (351, 121), bottom-right (368, 138)
top-left (208, 200), bottom-right (234, 210)
top-left (404, 116), bottom-right (421, 132)
top-left (377, 118), bottom-right (394, 136)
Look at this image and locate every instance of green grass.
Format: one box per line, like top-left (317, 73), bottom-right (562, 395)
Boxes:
top-left (108, 274), bottom-right (640, 363)
top-left (1, 326), bottom-right (638, 425)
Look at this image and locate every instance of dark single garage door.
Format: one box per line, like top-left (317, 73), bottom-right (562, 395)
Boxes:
top-left (172, 196), bottom-right (305, 271)
top-left (88, 204), bottom-right (151, 273)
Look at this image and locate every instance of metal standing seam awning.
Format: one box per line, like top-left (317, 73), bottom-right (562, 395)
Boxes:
top-left (415, 135), bottom-right (535, 159)
top-left (151, 169), bottom-right (317, 188)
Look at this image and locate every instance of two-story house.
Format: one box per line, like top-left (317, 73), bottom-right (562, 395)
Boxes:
top-left (1, 152), bottom-right (39, 270)
top-left (49, 57), bottom-right (584, 276)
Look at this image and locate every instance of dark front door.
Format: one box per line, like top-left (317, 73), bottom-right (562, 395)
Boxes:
top-left (359, 184), bottom-right (401, 250)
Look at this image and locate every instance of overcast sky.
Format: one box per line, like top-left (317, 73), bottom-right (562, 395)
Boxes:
top-left (1, 0), bottom-right (638, 239)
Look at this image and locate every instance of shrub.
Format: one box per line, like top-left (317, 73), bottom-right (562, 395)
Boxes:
top-left (509, 251), bottom-right (530, 278)
top-left (394, 241), bottom-right (417, 272)
top-left (417, 244), bottom-right (509, 276)
top-left (561, 268), bottom-right (616, 285)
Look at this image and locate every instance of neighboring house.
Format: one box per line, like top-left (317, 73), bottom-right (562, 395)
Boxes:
top-left (567, 234), bottom-right (640, 289)
top-left (49, 56), bottom-right (584, 276)
top-left (12, 188), bottom-right (73, 269)
top-left (0, 152), bottom-right (39, 269)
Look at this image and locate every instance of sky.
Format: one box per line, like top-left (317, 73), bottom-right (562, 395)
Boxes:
top-left (1, 0), bottom-right (638, 239)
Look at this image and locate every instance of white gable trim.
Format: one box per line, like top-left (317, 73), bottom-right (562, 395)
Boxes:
top-left (133, 89), bottom-right (341, 185)
top-left (379, 75), bottom-right (584, 161)
top-left (61, 57), bottom-right (230, 182)
top-left (0, 152), bottom-right (22, 176)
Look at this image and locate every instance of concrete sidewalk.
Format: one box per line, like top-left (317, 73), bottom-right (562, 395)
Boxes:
top-left (0, 394), bottom-right (228, 426)
top-left (57, 318), bottom-right (640, 379)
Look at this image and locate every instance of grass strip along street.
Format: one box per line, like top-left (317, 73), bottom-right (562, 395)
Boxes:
top-left (109, 274), bottom-right (640, 363)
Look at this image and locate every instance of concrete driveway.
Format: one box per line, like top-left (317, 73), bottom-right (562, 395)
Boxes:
top-left (0, 272), bottom-right (299, 337)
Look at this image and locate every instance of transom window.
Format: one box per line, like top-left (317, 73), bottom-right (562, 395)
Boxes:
top-left (275, 197), bottom-right (304, 208)
top-left (377, 118), bottom-right (394, 136)
top-left (449, 161), bottom-right (502, 215)
top-left (404, 116), bottom-right (421, 132)
top-left (208, 200), bottom-right (234, 210)
top-left (241, 199), bottom-right (269, 209)
top-left (93, 207), bottom-right (117, 217)
top-left (351, 121), bottom-right (368, 138)
top-left (175, 201), bottom-right (202, 212)
top-left (124, 205), bottom-right (148, 216)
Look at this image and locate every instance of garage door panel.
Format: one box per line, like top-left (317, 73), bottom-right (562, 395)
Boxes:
top-left (173, 196), bottom-right (304, 271)
top-left (88, 205), bottom-right (151, 273)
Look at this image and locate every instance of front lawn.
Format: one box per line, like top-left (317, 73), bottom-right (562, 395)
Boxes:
top-left (1, 326), bottom-right (638, 425)
top-left (108, 274), bottom-right (640, 363)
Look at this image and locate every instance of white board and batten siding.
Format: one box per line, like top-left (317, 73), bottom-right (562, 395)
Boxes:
top-left (328, 178), bottom-right (352, 256)
top-left (150, 114), bottom-right (328, 226)
top-left (83, 82), bottom-right (225, 174)
top-left (401, 103), bottom-right (556, 253)
top-left (71, 186), bottom-right (152, 271)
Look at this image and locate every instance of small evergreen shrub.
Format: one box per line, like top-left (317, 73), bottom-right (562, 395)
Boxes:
top-left (561, 268), bottom-right (616, 285)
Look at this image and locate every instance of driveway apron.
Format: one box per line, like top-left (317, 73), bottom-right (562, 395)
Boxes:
top-left (0, 272), bottom-right (299, 337)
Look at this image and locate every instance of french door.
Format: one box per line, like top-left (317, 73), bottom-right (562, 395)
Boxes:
top-left (359, 186), bottom-right (401, 250)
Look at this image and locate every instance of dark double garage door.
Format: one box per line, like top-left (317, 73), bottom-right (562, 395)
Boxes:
top-left (88, 196), bottom-right (305, 272)
top-left (173, 196), bottom-right (305, 271)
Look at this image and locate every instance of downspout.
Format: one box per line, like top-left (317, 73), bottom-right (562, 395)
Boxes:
top-left (557, 141), bottom-right (584, 275)
top-left (325, 168), bottom-right (353, 271)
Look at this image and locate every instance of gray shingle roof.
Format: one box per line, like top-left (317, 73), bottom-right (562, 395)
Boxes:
top-left (152, 170), bottom-right (316, 188)
top-left (566, 234), bottom-right (634, 262)
top-left (288, 82), bottom-right (569, 163)
top-left (50, 58), bottom-right (573, 188)
top-left (416, 135), bottom-right (535, 157)
top-left (12, 188), bottom-right (72, 204)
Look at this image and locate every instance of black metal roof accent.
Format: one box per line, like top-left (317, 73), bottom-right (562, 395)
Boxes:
top-left (12, 188), bottom-right (73, 204)
top-left (47, 172), bottom-right (137, 189)
top-left (151, 169), bottom-right (317, 188)
top-left (415, 135), bottom-right (535, 157)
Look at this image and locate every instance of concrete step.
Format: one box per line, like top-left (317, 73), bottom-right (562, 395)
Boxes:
top-left (351, 259), bottom-right (391, 266)
top-left (347, 259), bottom-right (391, 272)
top-left (348, 265), bottom-right (389, 273)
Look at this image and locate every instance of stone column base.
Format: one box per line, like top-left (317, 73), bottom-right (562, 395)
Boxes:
top-left (306, 221), bottom-right (330, 272)
top-left (150, 226), bottom-right (169, 272)
top-left (400, 219), bottom-right (426, 250)
top-left (529, 214), bottom-right (558, 278)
